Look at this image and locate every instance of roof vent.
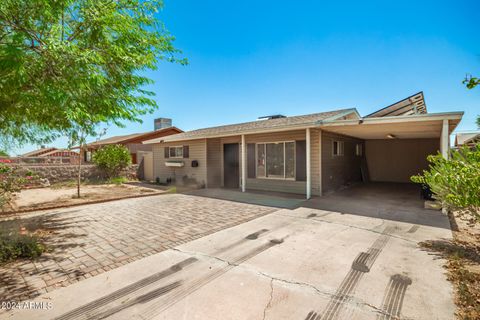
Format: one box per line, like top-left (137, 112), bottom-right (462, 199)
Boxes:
top-left (258, 114), bottom-right (286, 120)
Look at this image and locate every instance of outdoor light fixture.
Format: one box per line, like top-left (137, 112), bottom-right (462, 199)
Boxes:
top-left (386, 134), bottom-right (397, 139)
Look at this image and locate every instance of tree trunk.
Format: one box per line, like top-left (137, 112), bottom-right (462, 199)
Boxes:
top-left (77, 146), bottom-right (82, 198)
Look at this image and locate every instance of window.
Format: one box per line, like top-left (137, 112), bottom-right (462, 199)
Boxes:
top-left (169, 146), bottom-right (183, 158)
top-left (355, 143), bottom-right (363, 156)
top-left (333, 140), bottom-right (344, 156)
top-left (256, 142), bottom-right (295, 179)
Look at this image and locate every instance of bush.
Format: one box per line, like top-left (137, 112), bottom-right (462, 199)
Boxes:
top-left (411, 146), bottom-right (480, 221)
top-left (0, 231), bottom-right (45, 264)
top-left (0, 164), bottom-right (37, 210)
top-left (92, 144), bottom-right (132, 179)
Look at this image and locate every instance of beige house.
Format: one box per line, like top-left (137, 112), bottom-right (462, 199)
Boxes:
top-left (454, 131), bottom-right (480, 148)
top-left (144, 92), bottom-right (463, 198)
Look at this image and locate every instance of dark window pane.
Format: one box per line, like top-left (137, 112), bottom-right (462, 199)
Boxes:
top-left (285, 142), bottom-right (295, 178)
top-left (257, 144), bottom-right (265, 177)
top-left (266, 143), bottom-right (284, 177)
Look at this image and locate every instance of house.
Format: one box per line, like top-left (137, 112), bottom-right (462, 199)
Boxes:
top-left (81, 118), bottom-right (183, 164)
top-left (21, 147), bottom-right (79, 158)
top-left (454, 131), bottom-right (480, 148)
top-left (143, 92), bottom-right (463, 198)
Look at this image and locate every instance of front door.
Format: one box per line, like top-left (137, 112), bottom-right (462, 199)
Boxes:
top-left (223, 143), bottom-right (239, 188)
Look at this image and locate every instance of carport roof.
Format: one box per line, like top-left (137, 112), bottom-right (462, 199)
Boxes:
top-left (318, 111), bottom-right (464, 139)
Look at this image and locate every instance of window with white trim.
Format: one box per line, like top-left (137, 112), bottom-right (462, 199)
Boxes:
top-left (355, 143), bottom-right (363, 156)
top-left (333, 140), bottom-right (344, 156)
top-left (256, 142), bottom-right (295, 179)
top-left (169, 146), bottom-right (183, 158)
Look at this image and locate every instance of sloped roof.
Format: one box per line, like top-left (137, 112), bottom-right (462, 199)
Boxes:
top-left (145, 109), bottom-right (356, 143)
top-left (39, 149), bottom-right (79, 157)
top-left (85, 127), bottom-right (183, 147)
top-left (366, 92), bottom-right (427, 118)
top-left (86, 133), bottom-right (144, 147)
top-left (455, 132), bottom-right (480, 146)
top-left (22, 147), bottom-right (57, 157)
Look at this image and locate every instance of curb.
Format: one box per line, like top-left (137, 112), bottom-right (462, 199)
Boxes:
top-left (0, 191), bottom-right (171, 221)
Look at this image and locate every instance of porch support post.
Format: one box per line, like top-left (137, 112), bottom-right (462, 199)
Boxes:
top-left (440, 119), bottom-right (449, 159)
top-left (306, 128), bottom-right (311, 199)
top-left (241, 134), bottom-right (246, 192)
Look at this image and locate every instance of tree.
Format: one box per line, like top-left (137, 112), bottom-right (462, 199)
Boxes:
top-left (0, 150), bottom-right (8, 157)
top-left (92, 144), bottom-right (131, 179)
top-left (0, 0), bottom-right (186, 147)
top-left (463, 74), bottom-right (480, 128)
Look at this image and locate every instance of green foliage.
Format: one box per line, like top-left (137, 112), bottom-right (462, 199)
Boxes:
top-left (0, 164), bottom-right (37, 209)
top-left (464, 75), bottom-right (480, 90)
top-left (92, 144), bottom-right (131, 178)
top-left (463, 74), bottom-right (480, 128)
top-left (0, 0), bottom-right (186, 145)
top-left (108, 176), bottom-right (128, 185)
top-left (0, 150), bottom-right (8, 157)
top-left (411, 146), bottom-right (480, 221)
top-left (0, 230), bottom-right (44, 264)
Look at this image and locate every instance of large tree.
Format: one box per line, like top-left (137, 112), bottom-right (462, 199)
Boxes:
top-left (0, 0), bottom-right (186, 146)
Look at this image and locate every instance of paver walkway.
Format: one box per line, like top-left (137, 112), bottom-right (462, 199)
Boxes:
top-left (0, 194), bottom-right (275, 301)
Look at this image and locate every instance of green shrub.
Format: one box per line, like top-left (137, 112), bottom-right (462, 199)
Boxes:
top-left (411, 146), bottom-right (480, 221)
top-left (0, 231), bottom-right (45, 264)
top-left (92, 144), bottom-right (132, 179)
top-left (0, 164), bottom-right (37, 210)
top-left (108, 176), bottom-right (128, 185)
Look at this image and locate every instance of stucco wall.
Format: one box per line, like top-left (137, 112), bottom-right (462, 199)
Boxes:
top-left (365, 138), bottom-right (439, 183)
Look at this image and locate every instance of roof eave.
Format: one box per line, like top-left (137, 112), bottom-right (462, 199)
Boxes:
top-left (317, 111), bottom-right (464, 127)
top-left (143, 122), bottom-right (321, 144)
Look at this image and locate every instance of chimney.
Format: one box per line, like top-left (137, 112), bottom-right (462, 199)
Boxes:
top-left (154, 118), bottom-right (172, 130)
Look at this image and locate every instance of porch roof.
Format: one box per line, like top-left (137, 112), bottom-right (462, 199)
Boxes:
top-left (318, 111), bottom-right (463, 140)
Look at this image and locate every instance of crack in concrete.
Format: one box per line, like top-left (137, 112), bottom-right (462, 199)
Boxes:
top-left (262, 278), bottom-right (274, 320)
top-left (169, 246), bottom-right (396, 319)
top-left (277, 212), bottom-right (418, 244)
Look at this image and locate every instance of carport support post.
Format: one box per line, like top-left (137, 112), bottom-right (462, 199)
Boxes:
top-left (241, 134), bottom-right (246, 192)
top-left (306, 128), bottom-right (311, 199)
top-left (440, 119), bottom-right (449, 159)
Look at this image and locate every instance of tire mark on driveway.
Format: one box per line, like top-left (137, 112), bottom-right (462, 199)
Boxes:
top-left (305, 226), bottom-right (395, 320)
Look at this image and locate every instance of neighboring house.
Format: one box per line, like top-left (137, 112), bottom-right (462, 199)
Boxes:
top-left (143, 92), bottom-right (463, 198)
top-left (21, 147), bottom-right (79, 158)
top-left (81, 118), bottom-right (183, 164)
top-left (454, 131), bottom-right (480, 148)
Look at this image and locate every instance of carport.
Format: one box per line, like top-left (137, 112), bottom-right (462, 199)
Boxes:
top-left (318, 111), bottom-right (463, 184)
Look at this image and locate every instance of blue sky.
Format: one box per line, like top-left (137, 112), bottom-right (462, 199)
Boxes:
top-left (17, 0), bottom-right (480, 154)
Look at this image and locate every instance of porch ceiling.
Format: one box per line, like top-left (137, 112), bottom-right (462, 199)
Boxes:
top-left (320, 117), bottom-right (461, 140)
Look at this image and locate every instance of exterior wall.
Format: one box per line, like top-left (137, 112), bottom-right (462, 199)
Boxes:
top-left (206, 138), bottom-right (222, 187)
top-left (310, 129), bottom-right (321, 196)
top-left (321, 131), bottom-right (364, 193)
top-left (365, 138), bottom-right (439, 183)
top-left (126, 143), bottom-right (153, 153)
top-left (242, 130), bottom-right (310, 195)
top-left (152, 139), bottom-right (207, 186)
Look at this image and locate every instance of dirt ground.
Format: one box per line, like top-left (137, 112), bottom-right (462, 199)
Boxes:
top-left (422, 211), bottom-right (480, 320)
top-left (2, 183), bottom-right (168, 214)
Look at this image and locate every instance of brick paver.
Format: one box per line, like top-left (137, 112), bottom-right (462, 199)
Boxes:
top-left (0, 194), bottom-right (276, 301)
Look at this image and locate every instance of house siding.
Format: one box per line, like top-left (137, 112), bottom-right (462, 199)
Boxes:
top-left (321, 131), bottom-right (364, 193)
top-left (152, 139), bottom-right (207, 186)
top-left (242, 130), bottom-right (313, 195)
top-left (365, 138), bottom-right (439, 183)
top-left (206, 138), bottom-right (222, 187)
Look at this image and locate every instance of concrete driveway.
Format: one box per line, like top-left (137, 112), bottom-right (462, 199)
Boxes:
top-left (7, 203), bottom-right (454, 320)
